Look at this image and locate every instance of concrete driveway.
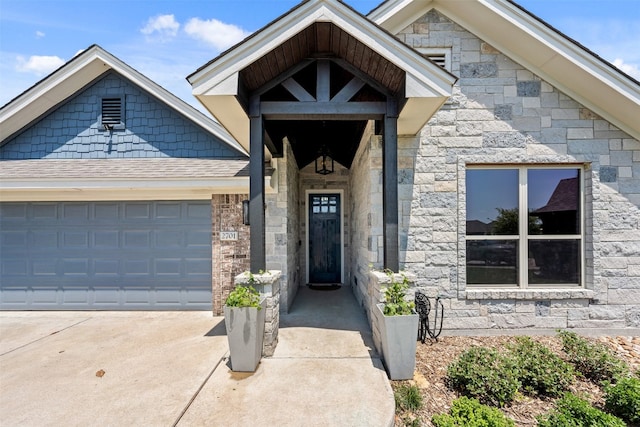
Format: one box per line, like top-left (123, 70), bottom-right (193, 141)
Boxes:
top-left (1, 287), bottom-right (395, 427)
top-left (0, 311), bottom-right (227, 426)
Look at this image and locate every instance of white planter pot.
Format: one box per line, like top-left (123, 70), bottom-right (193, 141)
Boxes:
top-left (224, 297), bottom-right (267, 372)
top-left (375, 303), bottom-right (419, 380)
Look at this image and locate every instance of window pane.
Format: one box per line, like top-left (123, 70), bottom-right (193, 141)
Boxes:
top-left (528, 239), bottom-right (580, 284)
top-left (467, 240), bottom-right (518, 284)
top-left (466, 169), bottom-right (519, 235)
top-left (528, 169), bottom-right (580, 235)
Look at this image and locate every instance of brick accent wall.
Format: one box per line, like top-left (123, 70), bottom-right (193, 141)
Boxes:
top-left (1, 72), bottom-right (242, 159)
top-left (211, 194), bottom-right (250, 315)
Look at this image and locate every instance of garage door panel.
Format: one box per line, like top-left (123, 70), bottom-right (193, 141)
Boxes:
top-left (0, 289), bottom-right (28, 305)
top-left (31, 288), bottom-right (58, 304)
top-left (94, 203), bottom-right (119, 219)
top-left (94, 259), bottom-right (120, 275)
top-left (33, 231), bottom-right (58, 248)
top-left (62, 289), bottom-right (90, 304)
top-left (63, 231), bottom-right (90, 248)
top-left (93, 288), bottom-right (121, 304)
top-left (156, 203), bottom-right (182, 219)
top-left (33, 260), bottom-right (57, 275)
top-left (0, 203), bottom-right (27, 219)
top-left (32, 203), bottom-right (57, 219)
top-left (125, 203), bottom-right (151, 219)
top-left (2, 259), bottom-right (28, 276)
top-left (1, 201), bottom-right (212, 310)
top-left (62, 203), bottom-right (90, 220)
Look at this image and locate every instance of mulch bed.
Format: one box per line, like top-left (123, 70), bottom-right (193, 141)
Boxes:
top-left (393, 335), bottom-right (640, 426)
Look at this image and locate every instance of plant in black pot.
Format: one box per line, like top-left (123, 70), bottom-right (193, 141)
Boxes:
top-left (375, 270), bottom-right (418, 380)
top-left (223, 284), bottom-right (266, 372)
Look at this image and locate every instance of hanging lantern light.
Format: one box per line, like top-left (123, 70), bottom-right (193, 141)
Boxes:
top-left (315, 145), bottom-right (334, 175)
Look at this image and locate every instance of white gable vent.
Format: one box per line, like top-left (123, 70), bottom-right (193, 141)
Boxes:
top-left (101, 97), bottom-right (124, 130)
top-left (417, 48), bottom-right (451, 71)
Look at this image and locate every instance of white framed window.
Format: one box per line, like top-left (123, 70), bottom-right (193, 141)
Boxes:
top-left (417, 48), bottom-right (451, 71)
top-left (465, 165), bottom-right (583, 288)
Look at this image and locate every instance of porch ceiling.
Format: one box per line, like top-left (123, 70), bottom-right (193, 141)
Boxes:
top-left (240, 22), bottom-right (405, 96)
top-left (187, 0), bottom-right (456, 154)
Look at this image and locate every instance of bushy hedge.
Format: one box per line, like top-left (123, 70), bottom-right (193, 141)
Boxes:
top-left (509, 336), bottom-right (575, 397)
top-left (537, 393), bottom-right (626, 427)
top-left (558, 331), bottom-right (628, 384)
top-left (432, 397), bottom-right (515, 427)
top-left (604, 375), bottom-right (640, 424)
top-left (446, 347), bottom-right (520, 407)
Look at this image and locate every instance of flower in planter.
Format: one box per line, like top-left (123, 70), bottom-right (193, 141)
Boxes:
top-left (225, 285), bottom-right (261, 309)
top-left (381, 270), bottom-right (415, 316)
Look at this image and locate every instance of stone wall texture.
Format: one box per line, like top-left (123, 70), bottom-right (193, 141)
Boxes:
top-left (266, 140), bottom-right (301, 312)
top-left (384, 9), bottom-right (640, 330)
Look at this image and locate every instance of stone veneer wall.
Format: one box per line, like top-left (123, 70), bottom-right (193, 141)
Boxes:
top-left (266, 140), bottom-right (300, 312)
top-left (234, 270), bottom-right (281, 356)
top-left (349, 123), bottom-right (381, 312)
top-left (211, 194), bottom-right (250, 315)
top-left (385, 9), bottom-right (640, 330)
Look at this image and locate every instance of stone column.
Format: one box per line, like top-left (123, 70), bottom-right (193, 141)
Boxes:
top-left (234, 270), bottom-right (281, 356)
top-left (368, 270), bottom-right (416, 356)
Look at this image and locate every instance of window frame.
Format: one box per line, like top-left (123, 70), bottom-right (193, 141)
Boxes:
top-left (465, 165), bottom-right (585, 288)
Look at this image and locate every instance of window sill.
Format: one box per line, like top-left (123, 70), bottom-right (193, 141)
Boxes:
top-left (464, 289), bottom-right (594, 300)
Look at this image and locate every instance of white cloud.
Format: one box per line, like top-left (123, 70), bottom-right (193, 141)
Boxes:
top-left (612, 59), bottom-right (640, 80)
top-left (141, 14), bottom-right (180, 41)
top-left (35, 31), bottom-right (45, 38)
top-left (184, 18), bottom-right (250, 51)
top-left (16, 55), bottom-right (65, 76)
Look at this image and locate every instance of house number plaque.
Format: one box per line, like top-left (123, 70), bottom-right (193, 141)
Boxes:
top-left (220, 231), bottom-right (238, 241)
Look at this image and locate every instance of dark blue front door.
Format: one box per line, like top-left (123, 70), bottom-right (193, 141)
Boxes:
top-left (308, 194), bottom-right (341, 283)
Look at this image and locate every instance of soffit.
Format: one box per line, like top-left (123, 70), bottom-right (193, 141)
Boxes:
top-left (240, 22), bottom-right (405, 95)
top-left (188, 0), bottom-right (456, 152)
top-left (370, 0), bottom-right (640, 140)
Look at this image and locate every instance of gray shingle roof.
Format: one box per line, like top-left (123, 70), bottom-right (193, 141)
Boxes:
top-left (0, 158), bottom-right (259, 180)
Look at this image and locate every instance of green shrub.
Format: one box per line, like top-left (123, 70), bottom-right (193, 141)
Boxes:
top-left (537, 393), bottom-right (626, 427)
top-left (394, 384), bottom-right (423, 412)
top-left (224, 285), bottom-right (261, 309)
top-left (432, 397), bottom-right (515, 427)
top-left (508, 336), bottom-right (575, 397)
top-left (558, 331), bottom-right (628, 384)
top-left (381, 270), bottom-right (415, 316)
top-left (447, 347), bottom-right (520, 407)
top-left (604, 375), bottom-right (640, 424)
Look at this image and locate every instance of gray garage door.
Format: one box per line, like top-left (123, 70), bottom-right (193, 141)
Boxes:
top-left (0, 201), bottom-right (212, 310)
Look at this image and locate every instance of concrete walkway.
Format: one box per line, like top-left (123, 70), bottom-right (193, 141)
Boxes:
top-left (0, 286), bottom-right (394, 426)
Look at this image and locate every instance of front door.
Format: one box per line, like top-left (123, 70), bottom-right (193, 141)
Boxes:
top-left (308, 193), bottom-right (341, 284)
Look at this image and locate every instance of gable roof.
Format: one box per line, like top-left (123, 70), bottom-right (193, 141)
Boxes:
top-left (369, 0), bottom-right (640, 141)
top-left (534, 177), bottom-right (579, 213)
top-left (187, 0), bottom-right (457, 152)
top-left (0, 45), bottom-right (247, 156)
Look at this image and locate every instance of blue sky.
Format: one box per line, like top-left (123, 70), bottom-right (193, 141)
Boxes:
top-left (1, 0), bottom-right (639, 110)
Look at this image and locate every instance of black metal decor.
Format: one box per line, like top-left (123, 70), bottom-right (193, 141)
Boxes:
top-left (315, 146), bottom-right (334, 175)
top-left (415, 291), bottom-right (444, 343)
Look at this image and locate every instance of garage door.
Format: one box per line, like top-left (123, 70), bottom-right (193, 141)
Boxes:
top-left (0, 201), bottom-right (212, 310)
